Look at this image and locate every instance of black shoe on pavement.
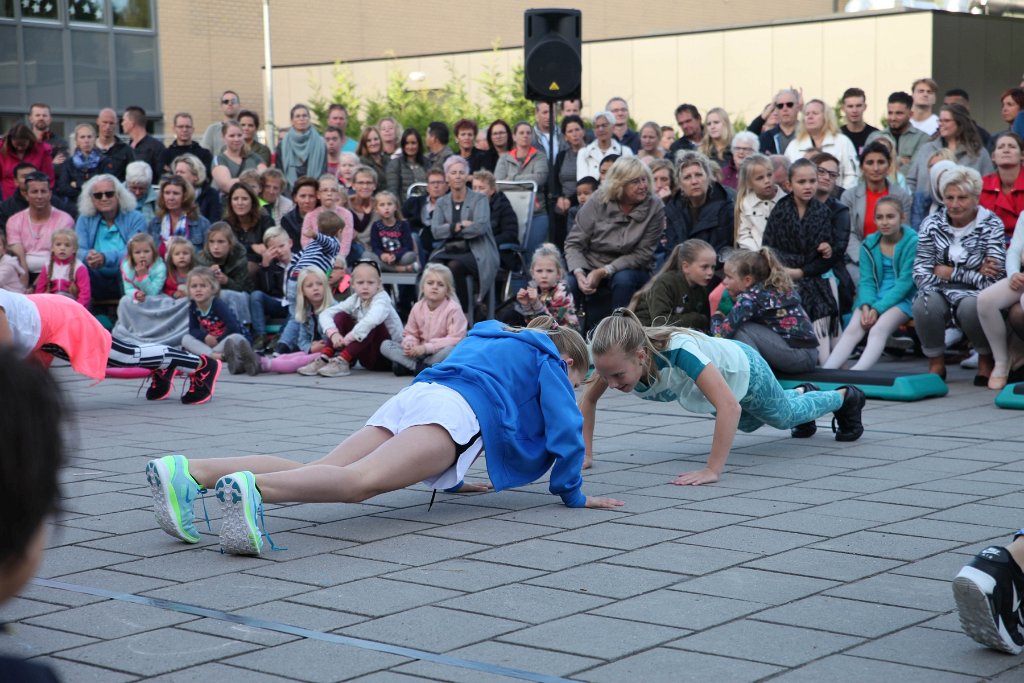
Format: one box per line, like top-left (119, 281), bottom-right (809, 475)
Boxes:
top-left (831, 385), bottom-right (865, 442)
top-left (182, 356), bottom-right (221, 405)
top-left (145, 367), bottom-right (176, 401)
top-left (790, 382), bottom-right (820, 438)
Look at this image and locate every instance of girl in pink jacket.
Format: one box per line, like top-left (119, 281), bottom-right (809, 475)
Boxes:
top-left (381, 263), bottom-right (467, 375)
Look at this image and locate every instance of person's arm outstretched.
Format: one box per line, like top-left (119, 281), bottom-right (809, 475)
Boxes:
top-left (672, 363), bottom-right (741, 486)
top-left (579, 375), bottom-right (609, 470)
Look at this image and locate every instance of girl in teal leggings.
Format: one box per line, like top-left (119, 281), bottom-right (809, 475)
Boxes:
top-left (580, 309), bottom-right (866, 485)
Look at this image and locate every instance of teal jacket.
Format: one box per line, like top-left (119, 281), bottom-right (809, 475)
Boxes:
top-left (855, 226), bottom-right (917, 314)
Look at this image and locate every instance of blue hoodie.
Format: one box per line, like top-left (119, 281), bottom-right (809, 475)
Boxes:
top-left (414, 320), bottom-right (587, 507)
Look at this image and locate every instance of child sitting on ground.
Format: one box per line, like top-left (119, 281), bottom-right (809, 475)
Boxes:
top-left (370, 190), bottom-right (419, 272)
top-left (162, 236), bottom-right (195, 299)
top-left (120, 233), bottom-right (166, 303)
top-left (182, 267), bottom-right (257, 376)
top-left (250, 227), bottom-right (293, 351)
top-left (381, 263), bottom-right (467, 375)
top-left (34, 229), bottom-right (90, 306)
top-left (630, 239), bottom-right (714, 330)
top-left (500, 242), bottom-right (580, 331)
top-left (311, 259), bottom-right (403, 377)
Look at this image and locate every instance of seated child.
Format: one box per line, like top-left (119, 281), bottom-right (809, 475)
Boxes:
top-left (195, 221), bottom-right (252, 328)
top-left (162, 236), bottom-right (196, 299)
top-left (34, 229), bottom-right (90, 307)
top-left (370, 190), bottom-right (419, 272)
top-left (250, 227), bottom-right (293, 351)
top-left (630, 239), bottom-right (714, 330)
top-left (182, 266), bottom-right (258, 375)
top-left (499, 243), bottom-right (580, 331)
top-left (381, 263), bottom-right (467, 375)
top-left (567, 176), bottom-right (598, 230)
top-left (310, 259), bottom-right (403, 377)
top-left (825, 197), bottom-right (917, 372)
top-left (711, 247), bottom-right (818, 376)
top-left (0, 233), bottom-right (28, 293)
top-left (120, 233), bottom-right (166, 303)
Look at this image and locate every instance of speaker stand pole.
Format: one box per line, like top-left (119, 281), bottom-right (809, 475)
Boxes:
top-left (547, 100), bottom-right (556, 242)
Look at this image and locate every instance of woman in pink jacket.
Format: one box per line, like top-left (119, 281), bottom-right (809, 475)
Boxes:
top-left (381, 263), bottom-right (468, 375)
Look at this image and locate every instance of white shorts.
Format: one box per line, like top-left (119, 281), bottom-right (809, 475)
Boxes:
top-left (366, 382), bottom-right (484, 491)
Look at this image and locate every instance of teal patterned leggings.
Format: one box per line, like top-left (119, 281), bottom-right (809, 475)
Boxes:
top-left (736, 343), bottom-right (843, 433)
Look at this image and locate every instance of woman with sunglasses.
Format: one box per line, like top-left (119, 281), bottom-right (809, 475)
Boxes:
top-left (73, 174), bottom-right (146, 302)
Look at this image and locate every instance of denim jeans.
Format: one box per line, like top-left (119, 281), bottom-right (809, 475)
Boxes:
top-left (250, 290), bottom-right (289, 336)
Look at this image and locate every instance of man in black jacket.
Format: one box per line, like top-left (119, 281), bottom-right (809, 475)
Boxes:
top-left (122, 106), bottom-right (165, 182)
top-left (160, 113), bottom-right (213, 176)
top-left (95, 108), bottom-right (134, 181)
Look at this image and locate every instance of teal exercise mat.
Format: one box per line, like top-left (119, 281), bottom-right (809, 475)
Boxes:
top-left (995, 382), bottom-right (1024, 409)
top-left (777, 368), bottom-right (948, 401)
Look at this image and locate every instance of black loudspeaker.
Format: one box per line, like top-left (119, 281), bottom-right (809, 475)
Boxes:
top-left (523, 9), bottom-right (582, 101)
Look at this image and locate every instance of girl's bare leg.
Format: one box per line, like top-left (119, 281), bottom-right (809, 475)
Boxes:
top-left (255, 425), bottom-right (457, 504)
top-left (188, 427), bottom-right (395, 488)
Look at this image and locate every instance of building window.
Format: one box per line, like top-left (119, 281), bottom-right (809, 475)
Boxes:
top-left (111, 0), bottom-right (149, 29)
top-left (20, 0), bottom-right (59, 21)
top-left (23, 26), bottom-right (65, 106)
top-left (0, 25), bottom-right (18, 102)
top-left (115, 33), bottom-right (156, 110)
top-left (72, 30), bottom-right (110, 109)
top-left (68, 0), bottom-right (104, 24)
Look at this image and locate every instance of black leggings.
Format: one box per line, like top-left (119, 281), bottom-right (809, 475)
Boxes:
top-left (42, 337), bottom-right (202, 375)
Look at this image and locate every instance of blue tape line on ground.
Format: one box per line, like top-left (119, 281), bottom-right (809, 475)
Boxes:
top-left (31, 578), bottom-right (573, 683)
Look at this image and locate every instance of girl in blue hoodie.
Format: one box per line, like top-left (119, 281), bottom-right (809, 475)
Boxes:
top-left (146, 315), bottom-right (624, 556)
top-left (825, 197), bottom-right (918, 371)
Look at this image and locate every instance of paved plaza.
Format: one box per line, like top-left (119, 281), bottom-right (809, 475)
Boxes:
top-left (2, 359), bottom-right (1024, 682)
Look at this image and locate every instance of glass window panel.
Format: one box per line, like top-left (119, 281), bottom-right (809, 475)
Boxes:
top-left (19, 0), bottom-right (58, 21)
top-left (111, 0), bottom-right (150, 29)
top-left (71, 31), bottom-right (109, 110)
top-left (0, 26), bottom-right (20, 105)
top-left (68, 0), bottom-right (104, 24)
top-left (23, 27), bottom-right (65, 107)
top-left (114, 33), bottom-right (155, 111)
top-left (1, 1), bottom-right (14, 18)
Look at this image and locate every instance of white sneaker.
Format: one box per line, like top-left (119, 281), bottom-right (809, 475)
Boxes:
top-left (317, 356), bottom-right (351, 377)
top-left (297, 356), bottom-right (329, 376)
top-left (961, 350), bottom-right (979, 369)
top-left (945, 327), bottom-right (965, 348)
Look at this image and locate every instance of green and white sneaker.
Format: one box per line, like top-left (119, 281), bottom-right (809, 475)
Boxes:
top-left (146, 454), bottom-right (206, 543)
top-left (215, 471), bottom-right (284, 556)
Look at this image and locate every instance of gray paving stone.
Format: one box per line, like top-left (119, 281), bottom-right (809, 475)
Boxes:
top-left (44, 524), bottom-right (110, 548)
top-left (811, 530), bottom-right (962, 560)
top-left (243, 554), bottom-right (393, 588)
top-left (372, 502), bottom-right (504, 525)
top-left (592, 588), bottom-right (762, 630)
top-left (35, 545), bottom-right (138, 578)
top-left (824, 572), bottom-right (952, 611)
top-left (810, 499), bottom-right (934, 522)
top-left (296, 516), bottom-right (435, 543)
top-left (873, 518), bottom-right (1010, 542)
top-left (671, 568), bottom-right (837, 605)
top-left (542, 521), bottom-right (685, 550)
top-left (742, 548), bottom-right (904, 581)
top-left (416, 518), bottom-right (555, 545)
top-left (0, 596), bottom-right (65, 622)
top-left (391, 659), bottom-right (538, 683)
top-left (744, 510), bottom-right (881, 536)
top-left (141, 573), bottom-right (313, 611)
top-left (679, 525), bottom-right (824, 555)
top-left (743, 486), bottom-right (859, 504)
top-left (341, 606), bottom-right (522, 653)
top-left (0, 623), bottom-right (97, 658)
top-left (577, 648), bottom-right (783, 683)
top-left (55, 627), bottom-right (259, 676)
top-left (605, 543), bottom-right (758, 575)
top-left (114, 549), bottom-right (274, 582)
top-left (224, 639), bottom-right (411, 682)
top-left (383, 559), bottom-right (544, 592)
top-left (26, 598), bottom-right (197, 639)
top-left (233, 600), bottom-right (367, 632)
top-left (526, 563), bottom-right (684, 599)
top-left (446, 641), bottom-right (601, 677)
top-left (172, 615), bottom-right (299, 647)
top-left (439, 583), bottom-right (609, 624)
top-left (855, 488), bottom-right (983, 508)
top-left (339, 534), bottom-right (490, 567)
top-left (681, 496), bottom-right (810, 517)
top-left (140, 662), bottom-right (296, 682)
top-left (500, 613), bottom-right (681, 659)
top-left (753, 595), bottom-right (933, 637)
top-left (288, 577), bottom-right (461, 617)
top-left (891, 551), bottom-right (975, 581)
top-left (491, 504), bottom-right (630, 529)
top-left (468, 539), bottom-right (619, 571)
top-left (616, 508), bottom-right (752, 532)
top-left (669, 618), bottom-right (862, 666)
top-left (766, 655), bottom-right (978, 682)
top-left (29, 656), bottom-right (138, 683)
top-left (849, 626), bottom-right (1023, 677)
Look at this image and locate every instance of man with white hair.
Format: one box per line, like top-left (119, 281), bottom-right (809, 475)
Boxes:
top-left (606, 97), bottom-right (640, 153)
top-left (759, 89), bottom-right (801, 156)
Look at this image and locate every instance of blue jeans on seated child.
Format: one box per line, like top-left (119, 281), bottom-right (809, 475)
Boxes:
top-left (250, 291), bottom-right (289, 337)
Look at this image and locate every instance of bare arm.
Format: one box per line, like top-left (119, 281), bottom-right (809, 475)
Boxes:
top-left (0, 309), bottom-right (12, 346)
top-left (672, 363), bottom-right (741, 486)
top-left (578, 375), bottom-right (609, 469)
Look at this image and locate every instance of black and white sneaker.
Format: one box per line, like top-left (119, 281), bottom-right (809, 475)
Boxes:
top-left (953, 546), bottom-right (1024, 655)
top-left (790, 382), bottom-right (820, 438)
top-left (831, 385), bottom-right (865, 442)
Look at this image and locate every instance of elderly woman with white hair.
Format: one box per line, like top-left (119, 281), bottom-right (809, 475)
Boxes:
top-left (576, 110), bottom-right (634, 181)
top-left (172, 152), bottom-right (221, 224)
top-left (784, 99), bottom-right (859, 190)
top-left (124, 161), bottom-right (157, 223)
top-left (564, 156), bottom-right (663, 331)
top-left (722, 130), bottom-right (759, 189)
top-left (912, 166), bottom-right (1006, 383)
top-left (74, 174), bottom-right (146, 301)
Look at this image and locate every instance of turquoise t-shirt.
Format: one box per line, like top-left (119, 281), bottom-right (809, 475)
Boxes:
top-left (93, 221), bottom-right (127, 275)
top-left (632, 332), bottom-right (751, 414)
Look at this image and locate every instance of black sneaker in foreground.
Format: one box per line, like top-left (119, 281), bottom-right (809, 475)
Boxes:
top-left (790, 382), bottom-right (820, 438)
top-left (181, 356), bottom-right (221, 405)
top-left (831, 384), bottom-right (865, 442)
top-left (953, 546), bottom-right (1024, 655)
top-left (145, 367), bottom-right (175, 401)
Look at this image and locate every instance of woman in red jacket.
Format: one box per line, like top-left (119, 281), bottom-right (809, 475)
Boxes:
top-left (980, 132), bottom-right (1024, 244)
top-left (0, 123), bottom-right (55, 199)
